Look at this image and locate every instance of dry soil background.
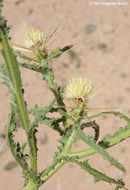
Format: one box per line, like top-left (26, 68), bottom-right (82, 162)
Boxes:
top-left (0, 0), bottom-right (130, 190)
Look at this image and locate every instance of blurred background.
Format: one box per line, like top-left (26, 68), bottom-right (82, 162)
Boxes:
top-left (0, 0), bottom-right (130, 189)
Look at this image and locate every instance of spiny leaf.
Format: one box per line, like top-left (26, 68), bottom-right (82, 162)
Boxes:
top-left (0, 0), bottom-right (10, 39)
top-left (18, 61), bottom-right (46, 74)
top-left (44, 117), bottom-right (65, 135)
top-left (77, 128), bottom-right (126, 173)
top-left (57, 109), bottom-right (75, 121)
top-left (20, 143), bottom-right (27, 153)
top-left (76, 160), bottom-right (127, 189)
top-left (18, 45), bottom-right (73, 73)
top-left (6, 104), bottom-right (29, 171)
top-left (29, 99), bottom-right (55, 117)
top-left (81, 120), bottom-right (100, 142)
top-left (99, 124), bottom-right (130, 148)
top-left (43, 45), bottom-right (73, 64)
top-left (0, 62), bottom-right (15, 102)
top-left (42, 67), bottom-right (57, 91)
top-left (28, 100), bottom-right (64, 135)
top-left (15, 50), bottom-right (41, 63)
top-left (87, 111), bottom-right (130, 123)
top-left (28, 99), bottom-right (55, 127)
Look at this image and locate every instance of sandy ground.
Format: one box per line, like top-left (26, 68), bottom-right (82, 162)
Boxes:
top-left (0, 0), bottom-right (130, 190)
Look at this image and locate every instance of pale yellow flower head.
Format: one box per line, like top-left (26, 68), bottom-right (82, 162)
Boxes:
top-left (64, 76), bottom-right (94, 104)
top-left (24, 29), bottom-right (46, 50)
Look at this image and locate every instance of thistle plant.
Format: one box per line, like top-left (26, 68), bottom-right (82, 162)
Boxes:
top-left (0, 1), bottom-right (130, 190)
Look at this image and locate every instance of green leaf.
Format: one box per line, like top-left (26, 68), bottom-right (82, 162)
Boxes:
top-left (28, 99), bottom-right (64, 135)
top-left (43, 45), bottom-right (73, 64)
top-left (28, 99), bottom-right (55, 127)
top-left (18, 62), bottom-right (46, 74)
top-left (6, 104), bottom-right (29, 171)
top-left (20, 143), bottom-right (27, 153)
top-left (0, 62), bottom-right (16, 102)
top-left (87, 111), bottom-right (130, 123)
top-left (77, 128), bottom-right (126, 173)
top-left (58, 125), bottom-right (74, 146)
top-left (15, 50), bottom-right (41, 63)
top-left (81, 120), bottom-right (100, 142)
top-left (42, 68), bottom-right (57, 89)
top-left (0, 0), bottom-right (10, 39)
top-left (42, 117), bottom-right (65, 135)
top-left (18, 45), bottom-right (73, 73)
top-left (57, 109), bottom-right (74, 121)
top-left (99, 123), bottom-right (130, 147)
top-left (76, 160), bottom-right (127, 189)
top-left (29, 99), bottom-right (55, 117)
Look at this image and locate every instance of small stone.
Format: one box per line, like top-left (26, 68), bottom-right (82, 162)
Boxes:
top-left (124, 12), bottom-right (128, 16)
top-left (40, 135), bottom-right (48, 144)
top-left (97, 43), bottom-right (107, 50)
top-left (15, 0), bottom-right (25, 5)
top-left (121, 73), bottom-right (127, 78)
top-left (85, 24), bottom-right (96, 34)
top-left (4, 161), bottom-right (18, 171)
top-left (28, 9), bottom-right (33, 15)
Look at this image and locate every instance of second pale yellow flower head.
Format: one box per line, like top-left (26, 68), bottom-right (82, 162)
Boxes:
top-left (64, 76), bottom-right (94, 104)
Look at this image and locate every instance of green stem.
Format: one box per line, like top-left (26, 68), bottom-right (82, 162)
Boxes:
top-left (1, 32), bottom-right (30, 133)
top-left (40, 160), bottom-right (65, 183)
top-left (22, 179), bottom-right (38, 190)
top-left (43, 69), bottom-right (68, 129)
top-left (68, 127), bottom-right (130, 159)
top-left (19, 62), bottom-right (64, 106)
top-left (40, 128), bottom-right (77, 184)
top-left (40, 126), bottom-right (130, 186)
top-left (108, 127), bottom-right (130, 146)
top-left (45, 70), bottom-right (64, 106)
top-left (29, 130), bottom-right (37, 172)
top-left (61, 129), bottom-right (76, 154)
top-left (69, 148), bottom-right (97, 158)
top-left (1, 32), bottom-right (37, 173)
